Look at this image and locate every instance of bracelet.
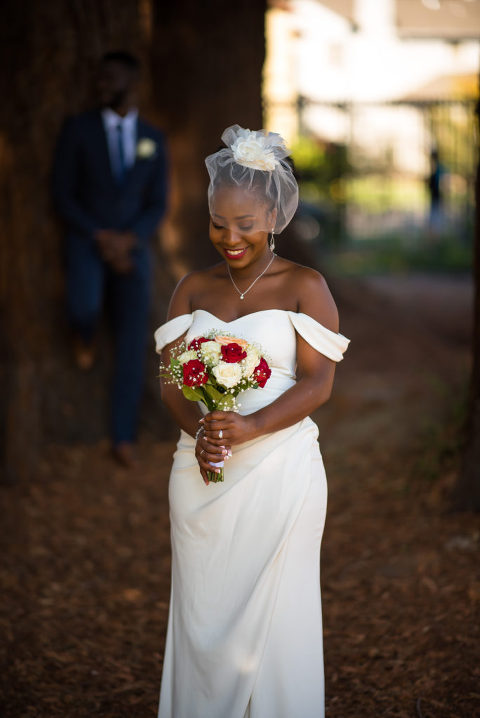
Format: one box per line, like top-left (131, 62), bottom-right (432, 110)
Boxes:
top-left (195, 425), bottom-right (204, 441)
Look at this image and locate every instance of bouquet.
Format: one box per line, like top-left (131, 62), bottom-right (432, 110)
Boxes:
top-left (160, 329), bottom-right (272, 483)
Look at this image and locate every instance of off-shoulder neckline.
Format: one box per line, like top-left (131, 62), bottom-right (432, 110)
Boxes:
top-left (155, 309), bottom-right (350, 354)
top-left (191, 308), bottom-right (343, 336)
top-left (193, 308), bottom-right (288, 324)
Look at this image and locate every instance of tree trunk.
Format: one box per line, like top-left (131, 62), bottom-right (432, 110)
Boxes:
top-left (0, 0), bottom-right (266, 482)
top-left (150, 0), bottom-right (266, 274)
top-left (453, 89), bottom-right (480, 511)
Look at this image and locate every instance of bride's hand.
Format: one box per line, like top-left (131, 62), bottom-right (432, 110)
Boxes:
top-left (202, 410), bottom-right (255, 448)
top-left (195, 426), bottom-right (231, 486)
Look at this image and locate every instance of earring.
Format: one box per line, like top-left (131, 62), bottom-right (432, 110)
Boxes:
top-left (269, 228), bottom-right (275, 252)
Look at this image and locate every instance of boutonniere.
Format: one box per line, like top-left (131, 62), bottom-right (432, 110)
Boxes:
top-left (136, 138), bottom-right (157, 159)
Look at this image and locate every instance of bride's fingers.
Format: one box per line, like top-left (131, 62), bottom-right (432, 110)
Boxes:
top-left (203, 426), bottom-right (229, 441)
top-left (203, 415), bottom-right (233, 433)
top-left (196, 443), bottom-right (224, 468)
top-left (209, 410), bottom-right (228, 419)
top-left (204, 439), bottom-right (231, 452)
top-left (196, 442), bottom-right (232, 486)
top-left (204, 410), bottom-right (229, 423)
top-left (204, 436), bottom-right (229, 447)
top-left (199, 466), bottom-right (210, 486)
top-left (200, 447), bottom-right (225, 464)
top-left (197, 454), bottom-right (222, 478)
top-left (201, 433), bottom-right (231, 450)
top-left (199, 437), bottom-right (228, 459)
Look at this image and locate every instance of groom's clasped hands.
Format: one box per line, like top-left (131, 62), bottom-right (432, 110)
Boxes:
top-left (95, 229), bottom-right (137, 274)
top-left (195, 410), bottom-right (255, 485)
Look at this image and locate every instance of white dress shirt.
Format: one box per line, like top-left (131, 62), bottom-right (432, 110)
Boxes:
top-left (101, 108), bottom-right (138, 179)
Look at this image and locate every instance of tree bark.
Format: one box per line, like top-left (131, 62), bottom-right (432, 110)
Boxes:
top-left (0, 0), bottom-right (267, 481)
top-left (453, 89), bottom-right (480, 511)
top-left (150, 0), bottom-right (267, 274)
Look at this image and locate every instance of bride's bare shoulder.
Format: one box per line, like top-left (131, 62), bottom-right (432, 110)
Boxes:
top-left (167, 264), bottom-right (223, 319)
top-left (279, 259), bottom-right (339, 332)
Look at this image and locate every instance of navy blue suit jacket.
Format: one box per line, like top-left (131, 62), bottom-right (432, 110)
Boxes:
top-left (52, 109), bottom-right (168, 247)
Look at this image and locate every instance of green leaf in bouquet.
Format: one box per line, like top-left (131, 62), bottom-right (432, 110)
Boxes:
top-left (203, 384), bottom-right (226, 404)
top-left (204, 383), bottom-right (237, 411)
top-left (182, 385), bottom-right (205, 403)
top-left (218, 392), bottom-right (236, 410)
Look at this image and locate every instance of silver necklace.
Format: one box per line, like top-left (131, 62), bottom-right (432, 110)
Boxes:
top-left (226, 253), bottom-right (276, 300)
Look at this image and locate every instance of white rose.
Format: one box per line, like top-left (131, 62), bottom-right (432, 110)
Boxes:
top-left (177, 349), bottom-right (198, 365)
top-left (241, 348), bottom-right (260, 378)
top-left (212, 361), bottom-right (242, 389)
top-left (137, 138), bottom-right (157, 159)
top-left (231, 131), bottom-right (277, 171)
top-left (200, 340), bottom-right (222, 365)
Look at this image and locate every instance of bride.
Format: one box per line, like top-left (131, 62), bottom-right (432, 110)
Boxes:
top-left (154, 125), bottom-right (349, 718)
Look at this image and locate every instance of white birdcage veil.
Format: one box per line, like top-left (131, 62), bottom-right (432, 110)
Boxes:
top-left (205, 124), bottom-right (299, 234)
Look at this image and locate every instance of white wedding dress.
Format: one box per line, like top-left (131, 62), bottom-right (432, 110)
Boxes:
top-left (154, 309), bottom-right (349, 718)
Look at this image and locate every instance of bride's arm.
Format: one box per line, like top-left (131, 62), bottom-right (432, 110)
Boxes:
top-left (159, 273), bottom-right (206, 436)
top-left (202, 270), bottom-right (340, 446)
top-left (160, 338), bottom-right (204, 437)
top-left (159, 274), bottom-right (228, 483)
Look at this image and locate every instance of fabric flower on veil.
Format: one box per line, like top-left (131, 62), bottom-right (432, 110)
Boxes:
top-left (225, 125), bottom-right (290, 171)
top-left (230, 128), bottom-right (286, 171)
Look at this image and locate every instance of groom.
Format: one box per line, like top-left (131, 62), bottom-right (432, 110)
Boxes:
top-left (53, 51), bottom-right (168, 467)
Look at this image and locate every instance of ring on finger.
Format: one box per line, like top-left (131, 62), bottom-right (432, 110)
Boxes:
top-left (200, 448), bottom-right (205, 456)
top-left (218, 429), bottom-right (223, 439)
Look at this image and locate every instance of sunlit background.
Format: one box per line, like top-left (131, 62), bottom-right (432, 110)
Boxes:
top-left (264, 0), bottom-right (479, 273)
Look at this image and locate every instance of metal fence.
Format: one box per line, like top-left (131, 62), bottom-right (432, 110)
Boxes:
top-left (265, 96), bottom-right (478, 245)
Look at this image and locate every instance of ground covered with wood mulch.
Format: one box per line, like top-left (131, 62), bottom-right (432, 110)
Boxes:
top-left (1, 273), bottom-right (478, 718)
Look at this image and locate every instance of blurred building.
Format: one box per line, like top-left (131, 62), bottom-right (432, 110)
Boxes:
top-left (264, 0), bottom-right (479, 238)
top-left (264, 0), bottom-right (479, 172)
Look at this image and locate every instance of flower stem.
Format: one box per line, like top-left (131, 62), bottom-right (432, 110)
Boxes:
top-left (207, 467), bottom-right (224, 483)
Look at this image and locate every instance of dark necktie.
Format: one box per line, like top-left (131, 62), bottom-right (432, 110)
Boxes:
top-left (115, 122), bottom-right (125, 184)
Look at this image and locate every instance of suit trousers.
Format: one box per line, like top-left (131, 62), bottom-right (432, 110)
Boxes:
top-left (65, 234), bottom-right (151, 444)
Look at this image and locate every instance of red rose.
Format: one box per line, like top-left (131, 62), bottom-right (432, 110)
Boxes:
top-left (188, 336), bottom-right (209, 351)
top-left (253, 357), bottom-right (271, 388)
top-left (183, 359), bottom-right (208, 386)
top-left (221, 342), bottom-right (247, 363)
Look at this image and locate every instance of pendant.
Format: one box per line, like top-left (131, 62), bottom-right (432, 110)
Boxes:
top-left (240, 294), bottom-right (244, 300)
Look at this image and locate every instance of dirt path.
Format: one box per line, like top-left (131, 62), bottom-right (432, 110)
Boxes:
top-left (1, 273), bottom-right (478, 718)
top-left (319, 273), bottom-right (478, 718)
